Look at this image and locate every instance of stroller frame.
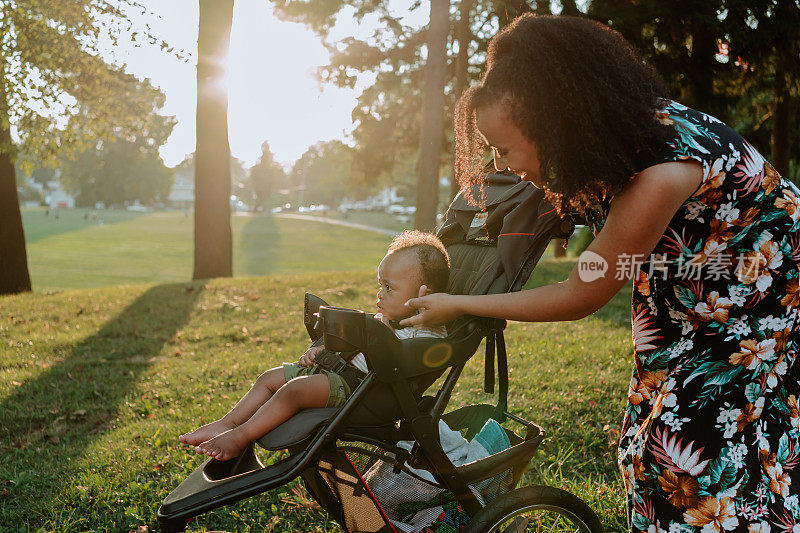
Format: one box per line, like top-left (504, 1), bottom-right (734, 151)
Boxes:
top-left (158, 174), bottom-right (604, 533)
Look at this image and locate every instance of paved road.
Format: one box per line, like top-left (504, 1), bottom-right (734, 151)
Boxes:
top-left (273, 213), bottom-right (400, 237)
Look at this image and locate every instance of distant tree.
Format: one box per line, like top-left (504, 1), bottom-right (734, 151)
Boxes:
top-left (289, 141), bottom-right (354, 206)
top-left (231, 157), bottom-right (248, 186)
top-left (589, 0), bottom-right (800, 181)
top-left (724, 0), bottom-right (800, 178)
top-left (16, 154), bottom-right (56, 200)
top-left (194, 0), bottom-right (234, 280)
top-left (0, 1), bottom-right (171, 295)
top-left (269, 1), bottom-right (431, 199)
top-left (589, 1), bottom-right (729, 120)
top-left (269, 0), bottom-right (545, 217)
top-left (27, 168), bottom-right (56, 198)
top-left (15, 177), bottom-right (43, 204)
top-left (60, 143), bottom-right (174, 208)
top-left (414, 0), bottom-right (450, 231)
top-left (230, 155), bottom-right (250, 208)
top-left (174, 152), bottom-right (252, 209)
top-left (59, 100), bottom-right (175, 207)
top-left (450, 0), bottom-right (475, 200)
top-left (249, 142), bottom-right (285, 212)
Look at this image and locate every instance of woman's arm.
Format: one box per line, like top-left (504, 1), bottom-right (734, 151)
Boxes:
top-left (400, 161), bottom-right (704, 326)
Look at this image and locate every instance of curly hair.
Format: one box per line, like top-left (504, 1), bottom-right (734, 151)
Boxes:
top-left (387, 230), bottom-right (450, 293)
top-left (454, 14), bottom-right (671, 214)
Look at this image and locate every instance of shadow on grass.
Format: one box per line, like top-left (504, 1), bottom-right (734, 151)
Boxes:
top-left (0, 282), bottom-right (204, 522)
top-left (238, 213), bottom-right (278, 276)
top-left (22, 208), bottom-right (145, 245)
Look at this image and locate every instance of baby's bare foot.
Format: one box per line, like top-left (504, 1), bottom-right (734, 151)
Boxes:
top-left (195, 429), bottom-right (250, 461)
top-left (179, 419), bottom-right (235, 446)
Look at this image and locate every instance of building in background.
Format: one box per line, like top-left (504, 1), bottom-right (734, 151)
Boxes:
top-left (27, 170), bottom-right (76, 208)
top-left (168, 166), bottom-right (194, 210)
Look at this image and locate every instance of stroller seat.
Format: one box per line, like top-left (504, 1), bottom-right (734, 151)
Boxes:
top-left (257, 408), bottom-right (342, 450)
top-left (157, 173), bottom-right (602, 533)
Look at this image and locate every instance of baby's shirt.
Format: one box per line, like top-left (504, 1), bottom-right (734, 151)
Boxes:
top-left (348, 313), bottom-right (447, 373)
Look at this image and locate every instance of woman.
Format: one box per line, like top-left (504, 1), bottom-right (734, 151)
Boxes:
top-left (400, 14), bottom-right (800, 532)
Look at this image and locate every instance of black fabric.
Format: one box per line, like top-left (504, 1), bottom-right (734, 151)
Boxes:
top-left (438, 172), bottom-right (565, 295)
top-left (484, 332), bottom-right (495, 394)
top-left (339, 366), bottom-right (367, 392)
top-left (445, 242), bottom-right (504, 296)
top-left (495, 330), bottom-right (508, 415)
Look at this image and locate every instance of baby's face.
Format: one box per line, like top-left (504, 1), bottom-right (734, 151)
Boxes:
top-left (376, 251), bottom-right (424, 321)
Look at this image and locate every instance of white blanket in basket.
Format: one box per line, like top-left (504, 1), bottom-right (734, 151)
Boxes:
top-left (363, 418), bottom-right (511, 532)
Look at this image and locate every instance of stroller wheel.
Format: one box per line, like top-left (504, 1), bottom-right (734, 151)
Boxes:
top-left (463, 485), bottom-right (604, 533)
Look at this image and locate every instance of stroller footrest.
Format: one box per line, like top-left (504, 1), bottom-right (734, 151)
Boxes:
top-left (158, 447), bottom-right (305, 521)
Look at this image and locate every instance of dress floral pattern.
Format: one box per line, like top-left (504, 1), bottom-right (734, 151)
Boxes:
top-left (584, 101), bottom-right (800, 532)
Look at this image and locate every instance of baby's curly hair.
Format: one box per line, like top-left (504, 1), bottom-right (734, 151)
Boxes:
top-left (455, 14), bottom-right (671, 214)
top-left (387, 230), bottom-right (450, 293)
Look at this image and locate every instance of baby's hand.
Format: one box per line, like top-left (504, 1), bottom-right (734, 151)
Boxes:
top-left (298, 345), bottom-right (323, 367)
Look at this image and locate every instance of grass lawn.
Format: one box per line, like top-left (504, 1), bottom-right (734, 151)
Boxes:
top-left (22, 208), bottom-right (392, 290)
top-left (0, 260), bottom-right (633, 532)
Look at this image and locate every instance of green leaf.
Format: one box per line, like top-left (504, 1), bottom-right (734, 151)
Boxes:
top-left (706, 457), bottom-right (737, 489)
top-left (674, 285), bottom-right (700, 308)
top-left (632, 506), bottom-right (651, 531)
top-left (772, 396), bottom-right (791, 415)
top-left (684, 360), bottom-right (729, 386)
top-left (744, 382), bottom-right (762, 403)
top-left (778, 433), bottom-right (790, 464)
top-left (703, 364), bottom-right (742, 388)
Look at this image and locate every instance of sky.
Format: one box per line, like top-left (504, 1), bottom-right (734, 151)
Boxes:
top-left (107, 0), bottom-right (426, 170)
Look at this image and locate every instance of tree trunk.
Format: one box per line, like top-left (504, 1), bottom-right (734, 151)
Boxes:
top-left (0, 59), bottom-right (32, 294)
top-left (450, 0), bottom-right (474, 201)
top-left (194, 0), bottom-right (234, 280)
top-left (687, 9), bottom-right (719, 119)
top-left (771, 42), bottom-right (792, 177)
top-left (552, 238), bottom-right (566, 257)
top-left (414, 0), bottom-right (450, 231)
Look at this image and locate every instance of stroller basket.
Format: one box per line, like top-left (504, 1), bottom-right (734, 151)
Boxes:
top-left (303, 403), bottom-right (544, 532)
top-left (157, 173), bottom-right (602, 533)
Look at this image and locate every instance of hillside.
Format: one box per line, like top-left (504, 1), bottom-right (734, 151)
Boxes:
top-left (0, 265), bottom-right (633, 531)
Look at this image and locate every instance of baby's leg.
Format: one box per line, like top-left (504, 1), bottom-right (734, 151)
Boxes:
top-left (179, 366), bottom-right (286, 445)
top-left (196, 374), bottom-right (330, 460)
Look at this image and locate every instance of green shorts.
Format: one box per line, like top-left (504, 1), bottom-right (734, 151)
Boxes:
top-left (283, 362), bottom-right (364, 408)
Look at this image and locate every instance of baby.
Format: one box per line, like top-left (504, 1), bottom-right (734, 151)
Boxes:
top-left (179, 230), bottom-right (450, 460)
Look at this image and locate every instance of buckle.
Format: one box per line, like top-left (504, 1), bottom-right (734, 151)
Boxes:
top-left (315, 349), bottom-right (347, 374)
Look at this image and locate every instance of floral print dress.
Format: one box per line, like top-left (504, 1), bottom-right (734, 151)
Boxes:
top-left (584, 101), bottom-right (800, 532)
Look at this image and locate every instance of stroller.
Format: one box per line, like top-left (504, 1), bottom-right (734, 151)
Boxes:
top-left (157, 173), bottom-right (604, 532)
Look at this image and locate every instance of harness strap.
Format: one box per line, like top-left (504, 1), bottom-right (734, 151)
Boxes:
top-left (483, 325), bottom-right (509, 421)
top-left (496, 329), bottom-right (509, 417)
top-left (484, 331), bottom-right (495, 394)
top-left (314, 349), bottom-right (362, 375)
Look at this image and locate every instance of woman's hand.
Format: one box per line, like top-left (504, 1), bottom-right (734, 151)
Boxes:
top-left (399, 292), bottom-right (463, 327)
top-left (298, 345), bottom-right (323, 367)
